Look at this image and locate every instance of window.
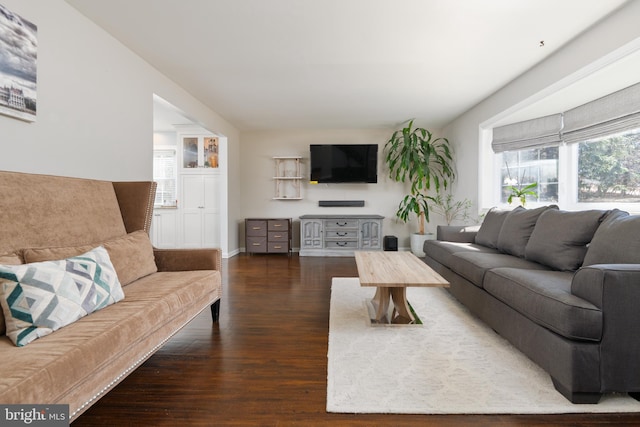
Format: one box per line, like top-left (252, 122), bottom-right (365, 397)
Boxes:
top-left (153, 148), bottom-right (177, 207)
top-left (577, 128), bottom-right (640, 203)
top-left (485, 128), bottom-right (640, 211)
top-left (485, 82), bottom-right (640, 212)
top-left (500, 147), bottom-right (559, 204)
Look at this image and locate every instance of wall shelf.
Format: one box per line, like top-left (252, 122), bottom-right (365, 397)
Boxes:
top-left (273, 156), bottom-right (302, 200)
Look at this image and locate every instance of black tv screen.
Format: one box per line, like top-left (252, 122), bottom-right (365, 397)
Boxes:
top-left (310, 144), bottom-right (378, 183)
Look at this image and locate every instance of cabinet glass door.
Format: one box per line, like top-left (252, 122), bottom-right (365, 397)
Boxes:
top-left (182, 137), bottom-right (199, 168)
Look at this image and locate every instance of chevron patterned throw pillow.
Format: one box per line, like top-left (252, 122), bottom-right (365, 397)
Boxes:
top-left (0, 246), bottom-right (124, 346)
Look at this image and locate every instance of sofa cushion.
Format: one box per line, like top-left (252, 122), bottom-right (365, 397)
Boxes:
top-left (23, 230), bottom-right (157, 286)
top-left (0, 252), bottom-right (22, 265)
top-left (582, 209), bottom-right (639, 266)
top-left (0, 171), bottom-right (128, 255)
top-left (0, 246), bottom-right (124, 346)
top-left (524, 209), bottom-right (608, 271)
top-left (448, 251), bottom-right (550, 288)
top-left (436, 225), bottom-right (480, 243)
top-left (423, 240), bottom-right (499, 269)
top-left (497, 205), bottom-right (558, 258)
top-left (0, 269), bottom-right (220, 412)
top-left (475, 208), bottom-right (510, 249)
top-left (0, 252), bottom-right (22, 336)
top-left (484, 268), bottom-right (602, 341)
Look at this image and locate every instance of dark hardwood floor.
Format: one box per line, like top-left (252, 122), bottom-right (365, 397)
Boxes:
top-left (74, 254), bottom-right (639, 426)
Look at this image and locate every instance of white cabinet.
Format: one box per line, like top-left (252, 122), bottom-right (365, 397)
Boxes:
top-left (179, 133), bottom-right (219, 172)
top-left (151, 209), bottom-right (178, 248)
top-left (181, 174), bottom-right (220, 248)
top-left (299, 215), bottom-right (384, 256)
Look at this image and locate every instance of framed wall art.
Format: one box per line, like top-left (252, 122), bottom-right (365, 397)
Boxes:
top-left (0, 3), bottom-right (37, 122)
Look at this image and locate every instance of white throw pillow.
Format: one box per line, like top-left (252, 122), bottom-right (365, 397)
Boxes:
top-left (0, 246), bottom-right (124, 346)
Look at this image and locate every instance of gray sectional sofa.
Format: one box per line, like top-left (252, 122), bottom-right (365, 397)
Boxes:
top-left (422, 205), bottom-right (640, 404)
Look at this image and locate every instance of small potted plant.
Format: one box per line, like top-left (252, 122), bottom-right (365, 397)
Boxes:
top-left (431, 192), bottom-right (472, 225)
top-left (507, 182), bottom-right (537, 206)
top-left (385, 119), bottom-right (455, 256)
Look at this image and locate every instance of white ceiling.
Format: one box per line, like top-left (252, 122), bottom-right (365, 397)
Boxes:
top-left (65, 0), bottom-right (630, 131)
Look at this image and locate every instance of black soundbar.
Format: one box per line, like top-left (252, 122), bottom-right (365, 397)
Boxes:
top-left (318, 200), bottom-right (365, 207)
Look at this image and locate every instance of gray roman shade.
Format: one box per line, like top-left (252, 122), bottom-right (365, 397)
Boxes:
top-left (563, 82), bottom-right (640, 145)
top-left (491, 113), bottom-right (563, 153)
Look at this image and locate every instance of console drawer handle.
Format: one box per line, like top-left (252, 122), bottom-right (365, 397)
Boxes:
top-left (336, 222), bottom-right (348, 226)
top-left (336, 232), bottom-right (347, 236)
top-left (336, 242), bottom-right (348, 247)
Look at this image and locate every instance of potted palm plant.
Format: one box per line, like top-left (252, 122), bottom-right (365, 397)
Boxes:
top-left (385, 119), bottom-right (455, 256)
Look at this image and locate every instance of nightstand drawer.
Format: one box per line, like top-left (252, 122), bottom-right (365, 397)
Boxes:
top-left (246, 237), bottom-right (267, 252)
top-left (268, 242), bottom-right (289, 253)
top-left (268, 231), bottom-right (288, 242)
top-left (268, 219), bottom-right (289, 231)
top-left (246, 220), bottom-right (267, 236)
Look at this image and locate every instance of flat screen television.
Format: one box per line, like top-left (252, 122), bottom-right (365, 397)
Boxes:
top-left (310, 144), bottom-right (378, 183)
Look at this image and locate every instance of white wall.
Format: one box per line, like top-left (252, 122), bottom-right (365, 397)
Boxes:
top-left (444, 1), bottom-right (640, 211)
top-left (240, 129), bottom-right (443, 250)
top-left (0, 0), bottom-right (242, 254)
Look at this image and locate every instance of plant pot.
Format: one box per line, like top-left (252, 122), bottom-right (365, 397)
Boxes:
top-left (410, 232), bottom-right (435, 257)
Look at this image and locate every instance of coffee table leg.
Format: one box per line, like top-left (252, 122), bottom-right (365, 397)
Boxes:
top-left (390, 288), bottom-right (414, 323)
top-left (371, 287), bottom-right (391, 323)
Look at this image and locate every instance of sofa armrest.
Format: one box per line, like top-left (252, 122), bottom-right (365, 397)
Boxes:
top-left (572, 264), bottom-right (640, 389)
top-left (572, 264), bottom-right (640, 309)
top-left (154, 248), bottom-right (222, 272)
top-left (436, 225), bottom-right (479, 243)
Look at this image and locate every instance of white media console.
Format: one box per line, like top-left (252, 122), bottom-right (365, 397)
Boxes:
top-left (299, 214), bottom-right (384, 256)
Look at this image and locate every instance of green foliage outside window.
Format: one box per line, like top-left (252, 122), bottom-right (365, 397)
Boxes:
top-left (578, 129), bottom-right (640, 202)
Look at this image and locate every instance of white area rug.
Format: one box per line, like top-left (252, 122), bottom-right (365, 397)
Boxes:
top-left (327, 277), bottom-right (640, 414)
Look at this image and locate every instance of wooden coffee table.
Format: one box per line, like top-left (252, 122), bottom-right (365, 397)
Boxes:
top-left (354, 251), bottom-right (449, 324)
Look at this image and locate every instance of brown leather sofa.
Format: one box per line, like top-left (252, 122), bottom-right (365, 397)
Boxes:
top-left (0, 171), bottom-right (222, 421)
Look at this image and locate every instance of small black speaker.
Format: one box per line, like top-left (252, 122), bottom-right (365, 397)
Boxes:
top-left (383, 235), bottom-right (398, 251)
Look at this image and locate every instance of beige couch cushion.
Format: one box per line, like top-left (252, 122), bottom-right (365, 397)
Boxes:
top-left (23, 230), bottom-right (157, 286)
top-left (0, 252), bottom-right (22, 265)
top-left (0, 270), bottom-right (219, 418)
top-left (0, 172), bottom-right (127, 254)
